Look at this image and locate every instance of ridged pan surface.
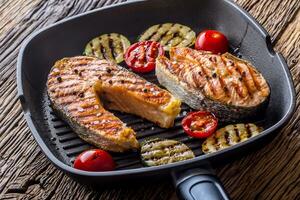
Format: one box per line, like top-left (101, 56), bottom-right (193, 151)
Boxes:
top-left (43, 75), bottom-right (203, 169)
top-left (17, 0), bottom-right (295, 181)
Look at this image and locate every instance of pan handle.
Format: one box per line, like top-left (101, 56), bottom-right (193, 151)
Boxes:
top-left (172, 167), bottom-right (230, 200)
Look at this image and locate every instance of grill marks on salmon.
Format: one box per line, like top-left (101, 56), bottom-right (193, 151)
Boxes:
top-left (156, 47), bottom-right (270, 121)
top-left (47, 56), bottom-right (181, 152)
top-left (202, 123), bottom-right (263, 153)
top-left (168, 47), bottom-right (270, 107)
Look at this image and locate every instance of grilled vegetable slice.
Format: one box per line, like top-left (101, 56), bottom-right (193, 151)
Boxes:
top-left (84, 33), bottom-right (130, 63)
top-left (141, 138), bottom-right (195, 166)
top-left (202, 123), bottom-right (263, 154)
top-left (139, 23), bottom-right (196, 51)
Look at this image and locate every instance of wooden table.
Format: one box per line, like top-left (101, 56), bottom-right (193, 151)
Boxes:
top-left (0, 0), bottom-right (299, 199)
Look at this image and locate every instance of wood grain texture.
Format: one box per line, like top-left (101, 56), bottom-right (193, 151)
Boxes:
top-left (0, 0), bottom-right (299, 199)
top-left (216, 9), bottom-right (300, 200)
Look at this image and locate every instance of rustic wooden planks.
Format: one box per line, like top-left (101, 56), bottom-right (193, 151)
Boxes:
top-left (0, 0), bottom-right (299, 199)
top-left (216, 8), bottom-right (300, 200)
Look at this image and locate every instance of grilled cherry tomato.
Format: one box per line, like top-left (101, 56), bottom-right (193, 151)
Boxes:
top-left (124, 41), bottom-right (164, 73)
top-left (195, 30), bottom-right (228, 54)
top-left (74, 149), bottom-right (115, 171)
top-left (182, 111), bottom-right (218, 138)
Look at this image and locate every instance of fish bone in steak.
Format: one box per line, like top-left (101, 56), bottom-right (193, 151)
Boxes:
top-left (47, 56), bottom-right (181, 152)
top-left (156, 47), bottom-right (270, 121)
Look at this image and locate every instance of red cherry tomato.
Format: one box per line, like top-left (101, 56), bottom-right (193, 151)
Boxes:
top-left (182, 111), bottom-right (218, 138)
top-left (124, 41), bottom-right (164, 73)
top-left (74, 149), bottom-right (115, 171)
top-left (195, 30), bottom-right (229, 54)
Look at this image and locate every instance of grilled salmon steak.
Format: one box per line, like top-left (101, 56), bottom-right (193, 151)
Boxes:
top-left (47, 56), bottom-right (181, 152)
top-left (156, 47), bottom-right (270, 121)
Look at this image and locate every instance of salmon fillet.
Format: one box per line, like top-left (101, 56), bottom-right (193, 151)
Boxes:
top-left (47, 56), bottom-right (181, 152)
top-left (156, 47), bottom-right (270, 121)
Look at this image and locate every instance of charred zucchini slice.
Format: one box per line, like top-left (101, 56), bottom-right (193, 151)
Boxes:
top-left (139, 23), bottom-right (196, 51)
top-left (202, 123), bottom-right (263, 154)
top-left (84, 33), bottom-right (130, 63)
top-left (141, 138), bottom-right (195, 167)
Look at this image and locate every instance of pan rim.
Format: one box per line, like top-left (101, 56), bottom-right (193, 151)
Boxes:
top-left (17, 0), bottom-right (296, 177)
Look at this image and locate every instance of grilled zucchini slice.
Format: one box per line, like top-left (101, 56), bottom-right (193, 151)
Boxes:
top-left (84, 33), bottom-right (130, 63)
top-left (141, 138), bottom-right (195, 167)
top-left (202, 123), bottom-right (263, 154)
top-left (139, 23), bottom-right (196, 51)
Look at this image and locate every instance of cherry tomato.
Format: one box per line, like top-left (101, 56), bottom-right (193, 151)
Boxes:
top-left (195, 30), bottom-right (229, 54)
top-left (182, 111), bottom-right (218, 138)
top-left (124, 41), bottom-right (164, 73)
top-left (74, 149), bottom-right (116, 171)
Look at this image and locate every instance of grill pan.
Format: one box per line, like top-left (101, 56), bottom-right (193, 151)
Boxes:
top-left (17, 0), bottom-right (295, 199)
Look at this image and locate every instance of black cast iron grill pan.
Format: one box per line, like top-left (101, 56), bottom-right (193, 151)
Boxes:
top-left (17, 0), bottom-right (295, 199)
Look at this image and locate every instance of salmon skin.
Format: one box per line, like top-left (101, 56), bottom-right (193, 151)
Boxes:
top-left (47, 56), bottom-right (181, 152)
top-left (156, 47), bottom-right (270, 121)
